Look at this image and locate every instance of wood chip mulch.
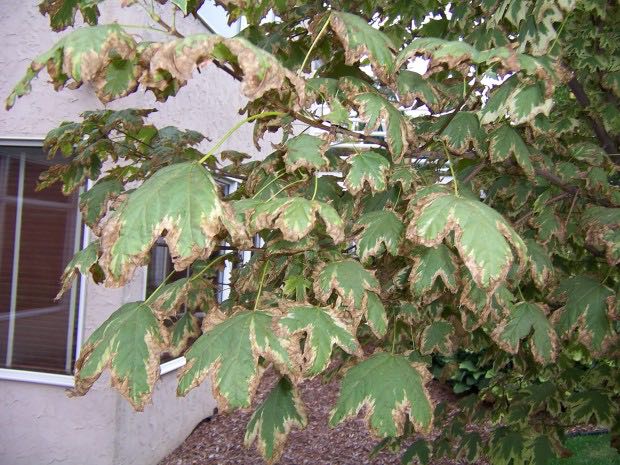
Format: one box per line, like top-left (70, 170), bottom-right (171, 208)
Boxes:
top-left (159, 370), bottom-right (489, 465)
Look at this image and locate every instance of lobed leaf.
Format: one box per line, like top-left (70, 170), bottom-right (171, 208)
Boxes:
top-left (409, 245), bottom-right (459, 304)
top-left (345, 151), bottom-right (391, 194)
top-left (283, 134), bottom-right (329, 173)
top-left (420, 320), bottom-right (455, 355)
top-left (355, 210), bottom-right (404, 264)
top-left (56, 240), bottom-right (102, 299)
top-left (489, 125), bottom-right (534, 177)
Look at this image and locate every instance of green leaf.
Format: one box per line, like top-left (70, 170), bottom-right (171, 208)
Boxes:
top-left (178, 309), bottom-right (292, 411)
top-left (524, 238), bottom-right (555, 288)
top-left (507, 82), bottom-right (552, 125)
top-left (396, 71), bottom-right (441, 112)
top-left (168, 311), bottom-right (200, 358)
top-left (345, 151), bottom-right (391, 194)
top-left (439, 112), bottom-right (484, 154)
top-left (148, 277), bottom-right (211, 317)
top-left (489, 428), bottom-right (525, 465)
top-left (79, 177), bottom-right (123, 231)
top-left (528, 435), bottom-right (557, 465)
top-left (352, 93), bottom-right (411, 160)
top-left (355, 210), bottom-right (404, 263)
top-left (170, 0), bottom-right (205, 15)
top-left (71, 301), bottom-right (166, 410)
top-left (552, 276), bottom-right (616, 352)
top-left (282, 275), bottom-right (311, 301)
top-left (7, 25), bottom-right (138, 109)
top-left (56, 240), bottom-right (102, 299)
top-left (420, 320), bottom-right (455, 355)
top-left (409, 245), bottom-right (459, 304)
top-left (401, 439), bottom-right (431, 465)
top-left (365, 291), bottom-right (388, 338)
top-left (100, 162), bottom-right (248, 286)
top-left (314, 259), bottom-right (379, 310)
top-left (244, 377), bottom-right (307, 464)
top-left (458, 432), bottom-right (482, 463)
top-left (582, 207), bottom-right (620, 266)
top-left (329, 352), bottom-right (433, 436)
top-left (278, 305), bottom-right (362, 376)
top-left (492, 302), bottom-right (558, 364)
top-left (489, 125), bottom-right (534, 177)
top-left (250, 197), bottom-right (344, 243)
top-left (480, 76), bottom-right (519, 125)
top-left (407, 187), bottom-right (526, 289)
top-left (568, 390), bottom-right (617, 425)
top-left (39, 0), bottom-right (101, 31)
top-left (283, 134), bottom-right (329, 172)
top-left (330, 12), bottom-right (395, 81)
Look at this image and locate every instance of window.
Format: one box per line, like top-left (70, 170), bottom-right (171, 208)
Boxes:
top-left (0, 144), bottom-right (82, 376)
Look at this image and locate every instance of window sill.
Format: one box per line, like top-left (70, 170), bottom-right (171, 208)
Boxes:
top-left (0, 368), bottom-right (75, 388)
top-left (160, 357), bottom-right (186, 375)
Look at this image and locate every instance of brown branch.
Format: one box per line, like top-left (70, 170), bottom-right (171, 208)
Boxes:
top-left (514, 192), bottom-right (571, 227)
top-left (462, 162), bottom-right (485, 185)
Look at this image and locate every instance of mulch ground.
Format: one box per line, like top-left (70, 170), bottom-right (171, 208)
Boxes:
top-left (159, 369), bottom-right (488, 465)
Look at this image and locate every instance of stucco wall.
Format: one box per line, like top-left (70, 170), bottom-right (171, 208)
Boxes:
top-left (0, 2), bottom-right (264, 464)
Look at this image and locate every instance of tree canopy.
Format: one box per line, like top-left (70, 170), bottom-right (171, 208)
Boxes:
top-left (7, 1), bottom-right (620, 463)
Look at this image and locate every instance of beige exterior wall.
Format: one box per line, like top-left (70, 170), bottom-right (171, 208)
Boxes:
top-left (0, 2), bottom-right (266, 464)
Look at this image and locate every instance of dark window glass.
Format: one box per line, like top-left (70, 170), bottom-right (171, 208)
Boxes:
top-left (0, 146), bottom-right (81, 374)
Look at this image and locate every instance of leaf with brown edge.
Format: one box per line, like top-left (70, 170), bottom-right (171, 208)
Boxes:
top-left (69, 301), bottom-right (167, 411)
top-left (148, 277), bottom-right (211, 318)
top-left (168, 310), bottom-right (200, 358)
top-left (79, 177), bottom-right (123, 233)
top-left (582, 207), bottom-right (620, 266)
top-left (354, 210), bottom-right (404, 264)
top-left (39, 0), bottom-right (101, 32)
top-left (283, 134), bottom-right (330, 173)
top-left (489, 125), bottom-right (535, 178)
top-left (177, 308), bottom-right (293, 411)
top-left (396, 70), bottom-right (442, 112)
top-left (249, 197), bottom-right (344, 244)
top-left (99, 162), bottom-right (250, 286)
top-left (365, 292), bottom-right (388, 338)
top-left (524, 238), bottom-right (555, 289)
top-left (329, 11), bottom-right (395, 83)
top-left (351, 93), bottom-right (411, 160)
top-left (56, 240), bottom-right (103, 300)
top-left (492, 302), bottom-right (558, 365)
top-left (314, 259), bottom-right (380, 311)
top-left (244, 377), bottom-right (307, 464)
top-left (7, 25), bottom-right (139, 109)
top-left (329, 352), bottom-right (434, 437)
top-left (345, 151), bottom-right (391, 195)
top-left (406, 187), bottom-right (527, 290)
top-left (420, 320), bottom-right (455, 355)
top-left (409, 245), bottom-right (459, 305)
top-left (277, 304), bottom-right (362, 377)
top-left (439, 112), bottom-right (485, 154)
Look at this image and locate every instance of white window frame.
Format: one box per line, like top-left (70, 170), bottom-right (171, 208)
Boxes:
top-left (0, 138), bottom-right (88, 388)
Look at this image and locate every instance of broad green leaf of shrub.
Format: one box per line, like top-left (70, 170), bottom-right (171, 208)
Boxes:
top-left (148, 277), bottom-right (211, 317)
top-left (329, 352), bottom-right (433, 436)
top-left (489, 125), bottom-right (534, 177)
top-left (79, 178), bottom-right (123, 232)
top-left (582, 206), bottom-right (620, 266)
top-left (168, 311), bottom-right (200, 358)
top-left (439, 112), bottom-right (485, 154)
top-left (492, 302), bottom-right (558, 364)
top-left (283, 134), bottom-right (329, 172)
top-left (100, 162), bottom-right (248, 286)
top-left (178, 309), bottom-right (292, 411)
top-left (480, 76), bottom-right (519, 124)
top-left (420, 320), bottom-right (455, 355)
top-left (489, 428), bottom-right (525, 465)
top-left (244, 377), bottom-right (307, 464)
top-left (365, 292), bottom-right (388, 337)
top-left (330, 12), bottom-right (395, 81)
top-left (56, 240), bottom-right (102, 299)
top-left (39, 0), bottom-right (101, 31)
top-left (345, 151), bottom-right (391, 194)
top-left (528, 435), bottom-right (557, 465)
top-left (396, 71), bottom-right (441, 112)
top-left (568, 390), bottom-right (617, 425)
top-left (71, 301), bottom-right (167, 410)
top-left (352, 93), bottom-right (411, 160)
top-left (507, 82), bottom-right (553, 125)
top-left (409, 245), bottom-right (459, 304)
top-left (278, 305), bottom-right (362, 376)
top-left (314, 259), bottom-right (380, 310)
top-left (458, 432), bottom-right (483, 463)
top-left (552, 276), bottom-right (616, 353)
top-left (7, 25), bottom-right (138, 109)
top-left (402, 439), bottom-right (431, 465)
top-left (407, 188), bottom-right (527, 289)
top-left (249, 197), bottom-right (344, 243)
top-left (355, 210), bottom-right (404, 263)
top-left (524, 238), bottom-right (555, 289)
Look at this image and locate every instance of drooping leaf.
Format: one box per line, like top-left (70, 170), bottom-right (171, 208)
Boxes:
top-left (489, 125), bottom-right (534, 177)
top-left (244, 377), bottom-right (307, 464)
top-left (168, 311), bottom-right (200, 358)
top-left (345, 151), bottom-right (391, 194)
top-left (420, 320), bottom-right (454, 355)
top-left (507, 82), bottom-right (553, 125)
top-left (458, 432), bottom-right (482, 463)
top-left (330, 11), bottom-right (395, 81)
top-left (178, 309), bottom-right (292, 411)
top-left (329, 352), bottom-right (433, 437)
top-left (552, 276), bottom-right (616, 352)
top-left (568, 390), bottom-right (618, 425)
top-left (439, 112), bottom-right (485, 154)
top-left (7, 25), bottom-right (138, 109)
top-left (489, 428), bottom-right (525, 465)
top-left (314, 259), bottom-right (379, 310)
top-left (70, 301), bottom-right (167, 410)
top-left (283, 134), bottom-right (329, 173)
top-left (278, 305), bottom-right (362, 376)
top-left (492, 302), bottom-right (558, 364)
top-left (365, 291), bottom-right (388, 338)
top-left (528, 435), bottom-right (557, 465)
top-left (480, 75), bottom-right (519, 125)
top-left (409, 245), bottom-right (459, 304)
top-left (355, 210), bottom-right (404, 263)
top-left (56, 240), bottom-right (102, 299)
top-left (524, 238), bottom-right (555, 288)
top-left (406, 187), bottom-right (527, 289)
top-left (39, 0), bottom-right (101, 31)
top-left (401, 439), bottom-right (431, 465)
top-left (396, 71), bottom-right (441, 112)
top-left (249, 197), bottom-right (344, 243)
top-left (170, 0), bottom-right (205, 15)
top-left (100, 162), bottom-right (249, 286)
top-left (582, 207), bottom-right (620, 266)
top-left (79, 177), bottom-right (123, 232)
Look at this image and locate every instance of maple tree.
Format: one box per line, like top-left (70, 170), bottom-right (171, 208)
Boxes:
top-left (6, 1), bottom-right (620, 463)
